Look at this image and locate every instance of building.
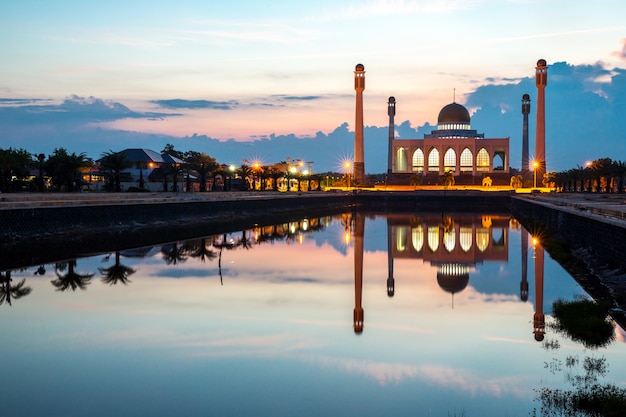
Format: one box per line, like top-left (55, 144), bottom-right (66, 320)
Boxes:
top-left (388, 99), bottom-right (510, 185)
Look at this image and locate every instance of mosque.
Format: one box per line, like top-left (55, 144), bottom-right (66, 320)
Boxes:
top-left (386, 98), bottom-right (510, 185)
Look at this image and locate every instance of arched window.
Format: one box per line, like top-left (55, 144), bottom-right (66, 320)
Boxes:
top-left (444, 148), bottom-right (456, 172)
top-left (476, 228), bottom-right (489, 252)
top-left (412, 149), bottom-right (424, 172)
top-left (460, 148), bottom-right (473, 172)
top-left (411, 225), bottom-right (424, 252)
top-left (428, 148), bottom-right (439, 172)
top-left (459, 226), bottom-right (473, 252)
top-left (396, 148), bottom-right (408, 172)
top-left (427, 226), bottom-right (439, 252)
top-left (443, 227), bottom-right (455, 252)
top-left (396, 226), bottom-right (407, 251)
top-left (477, 148), bottom-right (490, 171)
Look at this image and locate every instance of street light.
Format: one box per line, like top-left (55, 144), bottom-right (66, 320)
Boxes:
top-left (344, 161), bottom-right (352, 190)
top-left (532, 160), bottom-right (539, 189)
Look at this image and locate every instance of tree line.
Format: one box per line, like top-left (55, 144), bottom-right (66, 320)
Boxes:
top-left (0, 144), bottom-right (340, 193)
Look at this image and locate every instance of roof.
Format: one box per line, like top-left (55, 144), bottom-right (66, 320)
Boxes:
top-left (120, 148), bottom-right (166, 163)
top-left (437, 102), bottom-right (471, 124)
top-left (120, 148), bottom-right (184, 164)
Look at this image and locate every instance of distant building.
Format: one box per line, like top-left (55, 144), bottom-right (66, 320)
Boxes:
top-left (387, 100), bottom-right (510, 185)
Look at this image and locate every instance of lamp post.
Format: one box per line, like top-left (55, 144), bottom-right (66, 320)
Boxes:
top-left (345, 161), bottom-right (352, 190)
top-left (533, 161), bottom-right (539, 189)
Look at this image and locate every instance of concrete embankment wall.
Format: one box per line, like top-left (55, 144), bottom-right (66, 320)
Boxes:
top-left (511, 196), bottom-right (626, 270)
top-left (0, 194), bottom-right (354, 269)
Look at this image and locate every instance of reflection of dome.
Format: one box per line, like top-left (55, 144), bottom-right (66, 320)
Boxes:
top-left (438, 102), bottom-right (470, 124)
top-left (436, 263), bottom-right (470, 294)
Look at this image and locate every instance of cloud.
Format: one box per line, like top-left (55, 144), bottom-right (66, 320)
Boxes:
top-left (612, 38), bottom-right (626, 61)
top-left (151, 99), bottom-right (239, 110)
top-left (0, 94), bottom-right (178, 125)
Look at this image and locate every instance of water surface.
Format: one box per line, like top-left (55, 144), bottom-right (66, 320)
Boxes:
top-left (2, 211), bottom-right (625, 416)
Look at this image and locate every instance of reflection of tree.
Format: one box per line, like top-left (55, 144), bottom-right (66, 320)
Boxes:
top-left (550, 297), bottom-right (615, 349)
top-left (236, 230), bottom-right (253, 250)
top-left (51, 260), bottom-right (94, 292)
top-left (184, 238), bottom-right (218, 263)
top-left (213, 234), bottom-right (235, 285)
top-left (99, 251), bottom-right (136, 285)
top-left (161, 242), bottom-right (188, 265)
top-left (0, 270), bottom-right (32, 306)
top-left (535, 355), bottom-right (626, 416)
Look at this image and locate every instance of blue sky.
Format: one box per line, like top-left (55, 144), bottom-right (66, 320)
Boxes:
top-left (1, 0), bottom-right (626, 172)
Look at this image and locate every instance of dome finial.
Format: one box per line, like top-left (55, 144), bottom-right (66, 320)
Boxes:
top-left (453, 88), bottom-right (456, 103)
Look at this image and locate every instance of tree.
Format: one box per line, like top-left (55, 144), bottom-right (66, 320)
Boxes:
top-left (45, 148), bottom-right (89, 192)
top-left (0, 147), bottom-right (33, 193)
top-left (185, 151), bottom-right (219, 192)
top-left (100, 150), bottom-right (133, 192)
top-left (237, 163), bottom-right (252, 191)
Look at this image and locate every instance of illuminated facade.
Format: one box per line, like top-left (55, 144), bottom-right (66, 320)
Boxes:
top-left (388, 99), bottom-right (510, 185)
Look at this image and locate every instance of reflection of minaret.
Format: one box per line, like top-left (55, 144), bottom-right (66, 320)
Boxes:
top-left (386, 217), bottom-right (395, 297)
top-left (533, 238), bottom-right (545, 341)
top-left (354, 64), bottom-right (366, 185)
top-left (520, 229), bottom-right (529, 301)
top-left (387, 96), bottom-right (396, 179)
top-left (353, 212), bottom-right (365, 334)
top-left (521, 93), bottom-right (531, 180)
top-left (535, 59), bottom-right (548, 184)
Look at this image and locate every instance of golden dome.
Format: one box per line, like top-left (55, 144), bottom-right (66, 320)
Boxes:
top-left (437, 102), bottom-right (470, 124)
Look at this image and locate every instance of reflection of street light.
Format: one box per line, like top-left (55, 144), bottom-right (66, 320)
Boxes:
top-left (532, 160), bottom-right (539, 189)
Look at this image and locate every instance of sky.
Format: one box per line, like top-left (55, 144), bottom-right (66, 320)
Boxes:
top-left (1, 0), bottom-right (626, 173)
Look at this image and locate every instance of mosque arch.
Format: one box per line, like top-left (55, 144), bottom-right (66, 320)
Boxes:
top-left (477, 148), bottom-right (490, 172)
top-left (493, 151), bottom-right (505, 171)
top-left (444, 148), bottom-right (456, 172)
top-left (427, 148), bottom-right (440, 172)
top-left (411, 225), bottom-right (424, 252)
top-left (396, 226), bottom-right (407, 251)
top-left (397, 148), bottom-right (408, 172)
top-left (443, 227), bottom-right (456, 252)
top-left (459, 226), bottom-right (473, 252)
top-left (460, 148), bottom-right (473, 172)
top-left (476, 227), bottom-right (489, 252)
top-left (412, 148), bottom-right (424, 172)
top-left (427, 226), bottom-right (439, 252)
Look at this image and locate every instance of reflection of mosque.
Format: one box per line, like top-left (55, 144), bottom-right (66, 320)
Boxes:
top-left (388, 213), bottom-right (509, 300)
top-left (351, 213), bottom-right (546, 341)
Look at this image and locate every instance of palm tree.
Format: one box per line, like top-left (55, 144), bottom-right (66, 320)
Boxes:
top-left (185, 151), bottom-right (219, 192)
top-left (45, 148), bottom-right (90, 192)
top-left (0, 270), bottom-right (32, 306)
top-left (213, 234), bottom-right (236, 285)
top-left (99, 251), bottom-right (136, 285)
top-left (100, 150), bottom-right (133, 192)
top-left (51, 260), bottom-right (94, 291)
top-left (237, 164), bottom-right (252, 191)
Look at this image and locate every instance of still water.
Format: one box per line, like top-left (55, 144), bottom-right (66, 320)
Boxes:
top-left (2, 211), bottom-right (625, 417)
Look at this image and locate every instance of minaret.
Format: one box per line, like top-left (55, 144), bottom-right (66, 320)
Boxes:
top-left (387, 96), bottom-right (396, 179)
top-left (535, 59), bottom-right (548, 186)
top-left (354, 64), bottom-right (366, 185)
top-left (386, 217), bottom-right (395, 297)
top-left (353, 212), bottom-right (365, 334)
top-left (533, 237), bottom-right (545, 341)
top-left (521, 94), bottom-right (531, 180)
